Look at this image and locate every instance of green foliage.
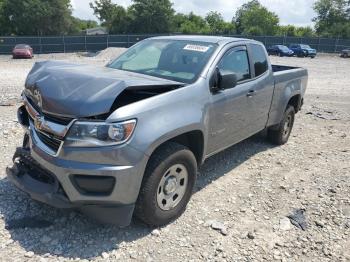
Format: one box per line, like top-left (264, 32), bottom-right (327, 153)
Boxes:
top-left (0, 0), bottom-right (96, 35)
top-left (90, 0), bottom-right (175, 34)
top-left (277, 25), bottom-right (315, 37)
top-left (1, 0), bottom-right (71, 35)
top-left (90, 0), bottom-right (128, 33)
top-left (176, 12), bottom-right (210, 34)
top-left (234, 0), bottom-right (279, 36)
top-left (127, 0), bottom-right (175, 33)
top-left (71, 18), bottom-right (98, 33)
top-left (313, 0), bottom-right (350, 38)
top-left (1, 0), bottom-right (350, 38)
top-left (205, 11), bottom-right (235, 34)
top-left (90, 0), bottom-right (118, 24)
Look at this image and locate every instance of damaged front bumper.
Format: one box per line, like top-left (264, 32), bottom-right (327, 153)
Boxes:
top-left (6, 147), bottom-right (136, 226)
top-left (7, 97), bottom-right (149, 226)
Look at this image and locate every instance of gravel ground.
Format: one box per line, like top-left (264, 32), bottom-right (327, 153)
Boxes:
top-left (0, 50), bottom-right (349, 262)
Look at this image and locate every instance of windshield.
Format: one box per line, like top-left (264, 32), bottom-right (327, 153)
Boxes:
top-left (15, 44), bottom-right (29, 49)
top-left (301, 44), bottom-right (311, 49)
top-left (108, 39), bottom-right (218, 84)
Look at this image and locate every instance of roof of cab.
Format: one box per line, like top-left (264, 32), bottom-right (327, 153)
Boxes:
top-left (149, 35), bottom-right (256, 46)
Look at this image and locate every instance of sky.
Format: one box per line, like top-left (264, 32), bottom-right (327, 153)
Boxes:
top-left (71, 0), bottom-right (316, 27)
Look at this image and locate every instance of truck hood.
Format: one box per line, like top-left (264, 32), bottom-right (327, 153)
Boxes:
top-left (24, 61), bottom-right (183, 118)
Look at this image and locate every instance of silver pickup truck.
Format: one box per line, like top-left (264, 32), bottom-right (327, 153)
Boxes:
top-left (7, 36), bottom-right (308, 226)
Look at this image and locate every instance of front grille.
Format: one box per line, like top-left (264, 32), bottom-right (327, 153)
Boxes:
top-left (26, 96), bottom-right (41, 113)
top-left (36, 131), bottom-right (62, 152)
top-left (43, 113), bottom-right (73, 125)
top-left (26, 95), bottom-right (73, 125)
top-left (24, 96), bottom-right (66, 155)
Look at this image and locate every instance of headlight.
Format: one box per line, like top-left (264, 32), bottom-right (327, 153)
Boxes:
top-left (65, 119), bottom-right (136, 147)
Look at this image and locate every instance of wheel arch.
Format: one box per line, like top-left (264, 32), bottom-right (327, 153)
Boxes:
top-left (287, 94), bottom-right (302, 113)
top-left (146, 129), bottom-right (205, 168)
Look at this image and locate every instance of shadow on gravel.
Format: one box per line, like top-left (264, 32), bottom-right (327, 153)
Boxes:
top-left (0, 133), bottom-right (275, 259)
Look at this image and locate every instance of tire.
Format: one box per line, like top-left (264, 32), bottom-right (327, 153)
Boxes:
top-left (135, 142), bottom-right (197, 226)
top-left (278, 52), bottom-right (282, 57)
top-left (267, 105), bottom-right (295, 145)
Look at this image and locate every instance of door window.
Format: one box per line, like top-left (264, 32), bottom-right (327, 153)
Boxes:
top-left (250, 44), bottom-right (269, 77)
top-left (218, 48), bottom-right (251, 82)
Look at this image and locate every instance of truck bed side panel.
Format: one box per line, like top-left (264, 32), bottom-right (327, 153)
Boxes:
top-left (267, 67), bottom-right (308, 127)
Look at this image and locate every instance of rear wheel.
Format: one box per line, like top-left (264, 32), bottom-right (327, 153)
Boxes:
top-left (135, 142), bottom-right (197, 226)
top-left (267, 106), bottom-right (295, 145)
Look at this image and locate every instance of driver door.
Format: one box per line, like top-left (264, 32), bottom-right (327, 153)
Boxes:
top-left (207, 46), bottom-right (256, 155)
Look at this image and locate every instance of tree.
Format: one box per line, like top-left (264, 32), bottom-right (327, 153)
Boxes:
top-left (90, 0), bottom-right (118, 24)
top-left (277, 25), bottom-right (315, 37)
top-left (295, 26), bottom-right (315, 37)
top-left (90, 0), bottom-right (129, 33)
top-left (205, 11), bottom-right (235, 34)
top-left (313, 0), bottom-right (350, 38)
top-left (176, 12), bottom-right (210, 34)
top-left (0, 0), bottom-right (6, 34)
top-left (127, 0), bottom-right (175, 33)
top-left (234, 0), bottom-right (279, 35)
top-left (90, 0), bottom-right (175, 33)
top-left (0, 0), bottom-right (77, 35)
top-left (70, 18), bottom-right (98, 34)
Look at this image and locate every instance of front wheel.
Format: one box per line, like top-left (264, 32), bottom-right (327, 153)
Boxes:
top-left (267, 106), bottom-right (295, 145)
top-left (135, 142), bottom-right (197, 226)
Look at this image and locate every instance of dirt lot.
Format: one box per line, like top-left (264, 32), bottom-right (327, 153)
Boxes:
top-left (0, 51), bottom-right (349, 262)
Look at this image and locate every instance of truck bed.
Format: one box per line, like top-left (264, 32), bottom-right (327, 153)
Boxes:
top-left (272, 64), bottom-right (308, 81)
top-left (267, 64), bottom-right (308, 128)
top-left (272, 64), bottom-right (300, 72)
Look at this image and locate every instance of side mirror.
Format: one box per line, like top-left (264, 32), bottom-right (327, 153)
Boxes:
top-left (218, 69), bottom-right (238, 90)
top-left (210, 68), bottom-right (237, 92)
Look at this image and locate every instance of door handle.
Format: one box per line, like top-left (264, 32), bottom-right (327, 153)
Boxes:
top-left (246, 90), bottom-right (256, 97)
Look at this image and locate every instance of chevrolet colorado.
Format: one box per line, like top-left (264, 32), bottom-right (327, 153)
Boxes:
top-left (7, 36), bottom-right (308, 226)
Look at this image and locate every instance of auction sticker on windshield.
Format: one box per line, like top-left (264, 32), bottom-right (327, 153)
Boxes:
top-left (184, 44), bottom-right (210, 52)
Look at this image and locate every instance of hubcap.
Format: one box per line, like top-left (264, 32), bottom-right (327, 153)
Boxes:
top-left (157, 164), bottom-right (188, 211)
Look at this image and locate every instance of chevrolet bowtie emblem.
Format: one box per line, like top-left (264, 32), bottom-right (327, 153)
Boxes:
top-left (33, 89), bottom-right (42, 108)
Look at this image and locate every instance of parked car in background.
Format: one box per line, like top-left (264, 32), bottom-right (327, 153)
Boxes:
top-left (289, 44), bottom-right (317, 58)
top-left (267, 45), bottom-right (294, 57)
top-left (12, 44), bottom-right (33, 59)
top-left (340, 49), bottom-right (350, 58)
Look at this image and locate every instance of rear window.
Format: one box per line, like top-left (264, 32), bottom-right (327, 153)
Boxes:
top-left (250, 44), bottom-right (268, 77)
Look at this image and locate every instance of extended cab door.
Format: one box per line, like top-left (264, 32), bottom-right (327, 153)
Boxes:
top-left (207, 45), bottom-right (257, 154)
top-left (246, 43), bottom-right (275, 131)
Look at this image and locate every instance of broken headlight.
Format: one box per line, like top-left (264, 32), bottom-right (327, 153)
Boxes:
top-left (65, 119), bottom-right (136, 147)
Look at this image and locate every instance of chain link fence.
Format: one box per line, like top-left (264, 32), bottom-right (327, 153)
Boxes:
top-left (0, 34), bottom-right (349, 54)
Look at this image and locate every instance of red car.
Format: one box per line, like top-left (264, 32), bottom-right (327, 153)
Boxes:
top-left (12, 44), bottom-right (34, 59)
